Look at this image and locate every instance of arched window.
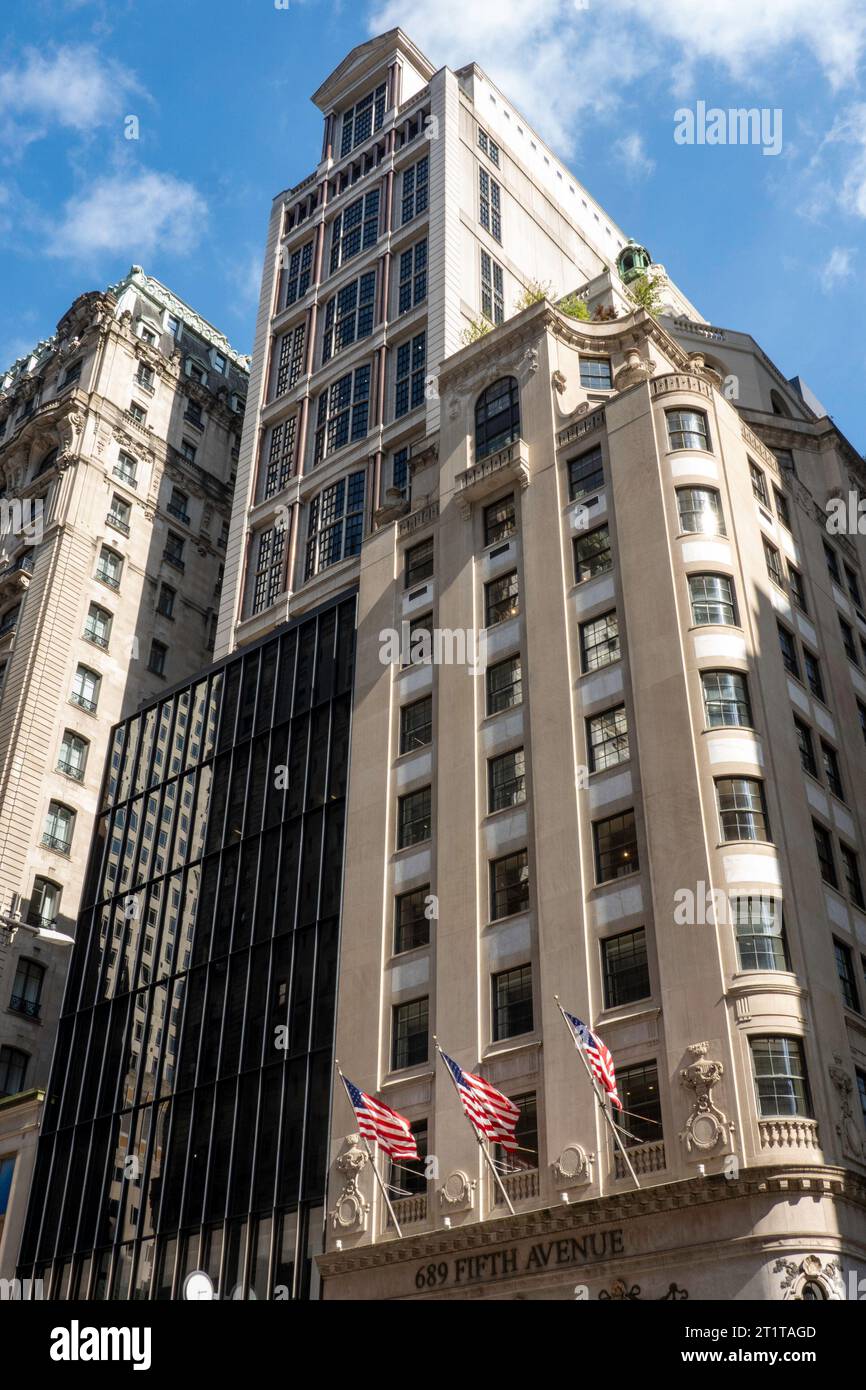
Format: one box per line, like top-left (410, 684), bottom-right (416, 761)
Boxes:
top-left (42, 801), bottom-right (75, 854)
top-left (475, 377), bottom-right (520, 461)
top-left (26, 876), bottom-right (62, 927)
top-left (36, 447), bottom-right (59, 476)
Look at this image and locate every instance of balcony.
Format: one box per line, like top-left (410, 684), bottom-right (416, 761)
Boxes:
top-left (455, 438), bottom-right (529, 517)
top-left (758, 1118), bottom-right (820, 1152)
top-left (106, 511), bottom-right (130, 536)
top-left (95, 570), bottom-right (120, 590)
top-left (10, 994), bottom-right (40, 1019)
top-left (70, 692), bottom-right (97, 714)
top-left (41, 833), bottom-right (71, 855)
top-left (614, 1140), bottom-right (666, 1179)
top-left (556, 404), bottom-right (606, 450)
top-left (387, 1194), bottom-right (428, 1229)
top-left (0, 614), bottom-right (19, 639)
top-left (83, 626), bottom-right (109, 649)
top-left (135, 373), bottom-right (155, 395)
top-left (57, 757), bottom-right (85, 781)
top-left (494, 1168), bottom-right (540, 1205)
top-left (167, 503), bottom-right (191, 525)
top-left (0, 551), bottom-right (35, 594)
top-left (112, 466), bottom-right (138, 489)
top-left (163, 550), bottom-right (185, 573)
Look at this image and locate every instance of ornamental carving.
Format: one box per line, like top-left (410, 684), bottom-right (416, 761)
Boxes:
top-left (551, 1143), bottom-right (594, 1188)
top-left (773, 1255), bottom-right (843, 1301)
top-left (613, 348), bottom-right (655, 391)
top-left (438, 1169), bottom-right (476, 1212)
top-left (329, 1134), bottom-right (370, 1234)
top-left (829, 1061), bottom-right (865, 1163)
top-left (551, 370), bottom-right (567, 394)
top-left (679, 1042), bottom-right (734, 1154)
top-left (599, 1280), bottom-right (688, 1301)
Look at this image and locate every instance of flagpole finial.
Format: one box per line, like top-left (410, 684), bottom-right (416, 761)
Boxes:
top-left (553, 994), bottom-right (560, 1003)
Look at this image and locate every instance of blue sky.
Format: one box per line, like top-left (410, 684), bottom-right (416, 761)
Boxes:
top-left (1, 0), bottom-right (865, 447)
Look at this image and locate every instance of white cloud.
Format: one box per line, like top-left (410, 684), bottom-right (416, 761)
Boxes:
top-left (0, 44), bottom-right (143, 149)
top-left (820, 246), bottom-right (854, 289)
top-left (616, 132), bottom-right (655, 178)
top-left (48, 170), bottom-right (207, 261)
top-left (822, 103), bottom-right (866, 217)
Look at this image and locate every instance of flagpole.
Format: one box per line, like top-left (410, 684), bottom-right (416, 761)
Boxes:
top-left (335, 1060), bottom-right (404, 1238)
top-left (553, 998), bottom-right (641, 1191)
top-left (433, 1037), bottom-right (516, 1217)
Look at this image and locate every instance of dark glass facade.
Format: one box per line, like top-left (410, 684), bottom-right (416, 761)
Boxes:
top-left (18, 590), bottom-right (356, 1300)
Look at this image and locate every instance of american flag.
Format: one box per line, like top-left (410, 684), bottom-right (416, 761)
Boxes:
top-left (562, 1011), bottom-right (622, 1109)
top-left (440, 1052), bottom-right (521, 1150)
top-left (341, 1076), bottom-right (419, 1160)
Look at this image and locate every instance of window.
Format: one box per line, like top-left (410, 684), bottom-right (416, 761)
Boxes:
top-left (475, 377), bottom-right (520, 460)
top-left (148, 640), bottom-right (167, 677)
top-left (487, 655), bottom-right (522, 715)
top-left (689, 574), bottom-right (736, 626)
top-left (489, 747), bottom-right (526, 811)
top-left (492, 965), bottom-right (533, 1040)
top-left (251, 522), bottom-right (286, 615)
top-left (390, 446), bottom-right (410, 496)
top-left (666, 409), bottom-right (709, 451)
top-left (58, 730), bottom-right (88, 781)
top-left (10, 959), bottom-right (45, 1019)
top-left (579, 358), bottom-right (613, 390)
top-left (0, 603), bottom-right (20, 638)
top-left (398, 240), bottom-right (427, 313)
top-left (83, 602), bottom-right (112, 649)
top-left (594, 810), bottom-right (639, 882)
top-left (834, 939), bottom-right (860, 1011)
top-left (322, 272), bottom-right (376, 362)
top-left (763, 539), bottom-right (784, 588)
top-left (823, 542), bottom-right (841, 586)
top-left (165, 489), bottom-right (189, 525)
top-left (114, 452), bottom-right (138, 488)
top-left (107, 494), bottom-right (131, 534)
top-left (283, 239), bottom-right (313, 307)
top-left (398, 786), bottom-right (431, 849)
top-left (574, 526), bottom-right (612, 582)
top-left (477, 128), bottom-right (500, 165)
top-left (580, 610), bottom-right (620, 672)
top-left (485, 570), bottom-right (519, 627)
top-left (480, 250), bottom-right (504, 325)
top-left (568, 445), bottom-right (603, 502)
top-left (840, 844), bottom-right (865, 909)
top-left (330, 189), bottom-right (380, 271)
top-left (839, 616), bottom-right (859, 666)
top-left (733, 897), bottom-right (788, 971)
top-left (750, 1037), bottom-right (811, 1118)
top-left (0, 1047), bottom-right (28, 1097)
top-left (340, 82), bottom-right (386, 156)
top-left (392, 997), bottom-right (428, 1070)
top-left (405, 537), bottom-right (434, 587)
top-left (157, 584), bottom-right (175, 618)
top-left (602, 928), bottom-right (650, 1007)
top-left (401, 155), bottom-right (429, 224)
top-left (479, 167), bottom-right (502, 241)
top-left (389, 1120), bottom-right (428, 1196)
top-left (803, 650), bottom-right (824, 701)
top-left (788, 565), bottom-right (807, 612)
top-left (96, 546), bottom-right (123, 589)
top-left (274, 322), bottom-right (306, 395)
top-left (136, 364), bottom-right (154, 392)
top-left (184, 399), bottom-right (203, 429)
top-left (212, 350), bottom-right (226, 374)
top-left (812, 820), bottom-right (837, 887)
top-left (71, 665), bottom-right (100, 712)
top-left (262, 417), bottom-right (297, 498)
top-left (794, 718), bottom-right (818, 777)
top-left (129, 401), bottom-right (146, 425)
top-left (140, 325), bottom-right (158, 346)
top-left (395, 332), bottom-right (426, 417)
top-left (701, 670), bottom-right (752, 728)
top-left (26, 877), bottom-right (61, 928)
top-left (43, 801), bottom-right (75, 854)
top-left (490, 849), bottom-right (530, 920)
top-left (821, 742), bottom-right (844, 799)
top-left (844, 564), bottom-right (863, 608)
top-left (495, 1092), bottom-right (537, 1173)
top-left (749, 460), bottom-right (769, 506)
top-left (587, 705), bottom-right (629, 772)
top-left (394, 887), bottom-right (431, 954)
top-left (62, 357), bottom-right (83, 386)
top-left (859, 700), bottom-right (866, 747)
top-left (400, 696), bottom-right (432, 754)
top-left (857, 1071), bottom-right (866, 1129)
top-left (314, 366), bottom-right (371, 463)
top-left (617, 1062), bottom-right (662, 1145)
top-left (484, 494), bottom-right (516, 547)
top-left (164, 532), bottom-right (185, 570)
top-left (305, 471), bottom-right (365, 579)
top-left (773, 488), bottom-right (791, 528)
top-left (403, 612), bottom-right (432, 666)
top-left (676, 487), bottom-right (725, 536)
top-left (716, 777), bottom-right (770, 842)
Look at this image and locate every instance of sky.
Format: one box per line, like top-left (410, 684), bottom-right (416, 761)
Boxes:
top-left (1, 0), bottom-right (865, 447)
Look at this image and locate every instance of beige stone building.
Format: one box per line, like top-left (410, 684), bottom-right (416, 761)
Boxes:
top-left (0, 267), bottom-right (247, 1279)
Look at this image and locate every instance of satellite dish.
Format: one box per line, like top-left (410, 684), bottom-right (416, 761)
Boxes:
top-left (183, 1270), bottom-right (215, 1301)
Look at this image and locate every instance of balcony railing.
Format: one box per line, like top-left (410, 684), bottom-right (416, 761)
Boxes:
top-left (614, 1140), bottom-right (666, 1179)
top-left (163, 550), bottom-right (185, 572)
top-left (0, 615), bottom-right (18, 638)
top-left (112, 466), bottom-right (138, 489)
top-left (10, 994), bottom-right (40, 1019)
top-left (70, 691), bottom-right (97, 713)
top-left (758, 1118), bottom-right (820, 1152)
top-left (494, 1168), bottom-right (540, 1205)
top-left (0, 552), bottom-right (35, 583)
top-left (167, 504), bottom-right (191, 524)
top-left (96, 569), bottom-right (120, 589)
top-left (388, 1194), bottom-right (428, 1228)
top-left (57, 757), bottom-right (85, 781)
top-left (135, 373), bottom-right (155, 394)
top-left (107, 512), bottom-right (130, 535)
top-left (83, 626), bottom-right (109, 649)
top-left (41, 832), bottom-right (72, 854)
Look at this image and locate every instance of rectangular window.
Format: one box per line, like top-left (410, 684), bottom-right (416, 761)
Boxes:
top-left (305, 471), bottom-right (365, 579)
top-left (803, 650), bottom-right (824, 701)
top-left (716, 777), bottom-right (770, 842)
top-left (398, 240), bottom-right (427, 313)
top-left (401, 156), bottom-right (428, 224)
top-left (763, 539), bottom-right (784, 587)
top-left (666, 409), bottom-right (709, 451)
top-left (840, 844), bottom-right (866, 909)
top-left (107, 495), bottom-right (131, 533)
top-left (733, 897), bottom-right (788, 971)
top-left (478, 167), bottom-right (502, 241)
top-left (574, 525), bottom-right (612, 582)
top-left (568, 445), bottom-right (603, 501)
top-left (812, 820), bottom-right (837, 887)
top-left (484, 494), bottom-right (515, 547)
top-left (340, 82), bottom-right (386, 156)
top-left (844, 564), bottom-right (863, 608)
top-left (284, 239), bottom-right (313, 307)
top-left (148, 640), bottom-right (167, 677)
top-left (794, 717), bottom-right (818, 778)
top-left (330, 188), bottom-right (380, 272)
top-left (314, 365), bottom-right (371, 463)
top-left (821, 742), bottom-right (844, 799)
top-left (749, 460), bottom-right (769, 506)
top-left (617, 1062), bottom-right (662, 1145)
top-left (262, 416), bottom-right (297, 498)
top-left (322, 271), bottom-right (376, 362)
top-left (391, 446), bottom-right (410, 496)
top-left (488, 748), bottom-right (526, 812)
top-left (676, 487), bottom-right (726, 536)
top-left (774, 488), bottom-right (791, 528)
top-left (701, 670), bottom-right (752, 728)
top-left (480, 249), bottom-right (504, 325)
top-left (398, 786), bottom-right (431, 849)
top-left (834, 939), bottom-right (860, 1011)
top-left (168, 488), bottom-right (189, 523)
top-left (403, 612), bottom-right (432, 667)
top-left (477, 129), bottom-right (500, 166)
top-left (400, 696), bottom-right (432, 754)
top-left (492, 965), bottom-right (533, 1040)
top-left (602, 928), bottom-right (650, 1007)
top-left (157, 584), bottom-right (175, 618)
top-left (750, 1037), bottom-right (811, 1118)
top-left (594, 810), bottom-right (639, 882)
top-left (486, 655), bottom-right (522, 715)
top-left (689, 574), bottom-right (736, 626)
top-left (43, 801), bottom-right (74, 854)
top-left (58, 731), bottom-right (87, 782)
top-left (405, 537), bottom-right (434, 587)
top-left (495, 1092), bottom-right (537, 1174)
top-left (274, 322), bottom-right (307, 396)
top-left (859, 701), bottom-right (866, 746)
top-left (788, 565), bottom-right (807, 612)
top-left (580, 610), bottom-right (620, 672)
top-left (579, 358), bottom-right (613, 390)
top-left (395, 332), bottom-right (426, 418)
top-left (114, 451), bottom-right (138, 486)
top-left (485, 570), bottom-right (519, 627)
top-left (394, 887), bottom-right (431, 954)
top-left (840, 616), bottom-right (859, 665)
top-left (164, 532), bottom-right (185, 570)
top-left (251, 521), bottom-right (287, 614)
top-left (490, 849), bottom-right (530, 921)
top-left (824, 541), bottom-right (841, 586)
top-left (587, 705), bottom-right (629, 772)
top-left (392, 997), bottom-right (428, 1070)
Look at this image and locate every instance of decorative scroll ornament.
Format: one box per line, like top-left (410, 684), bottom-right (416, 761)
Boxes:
top-left (551, 369), bottom-right (567, 395)
top-left (551, 1143), bottom-right (594, 1188)
top-left (599, 1280), bottom-right (688, 1301)
top-left (613, 347), bottom-right (655, 391)
top-left (679, 1042), bottom-right (734, 1154)
top-left (438, 1169), bottom-right (476, 1212)
top-left (329, 1135), bottom-right (370, 1233)
top-left (773, 1255), bottom-right (843, 1301)
top-left (829, 1061), bottom-right (864, 1162)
